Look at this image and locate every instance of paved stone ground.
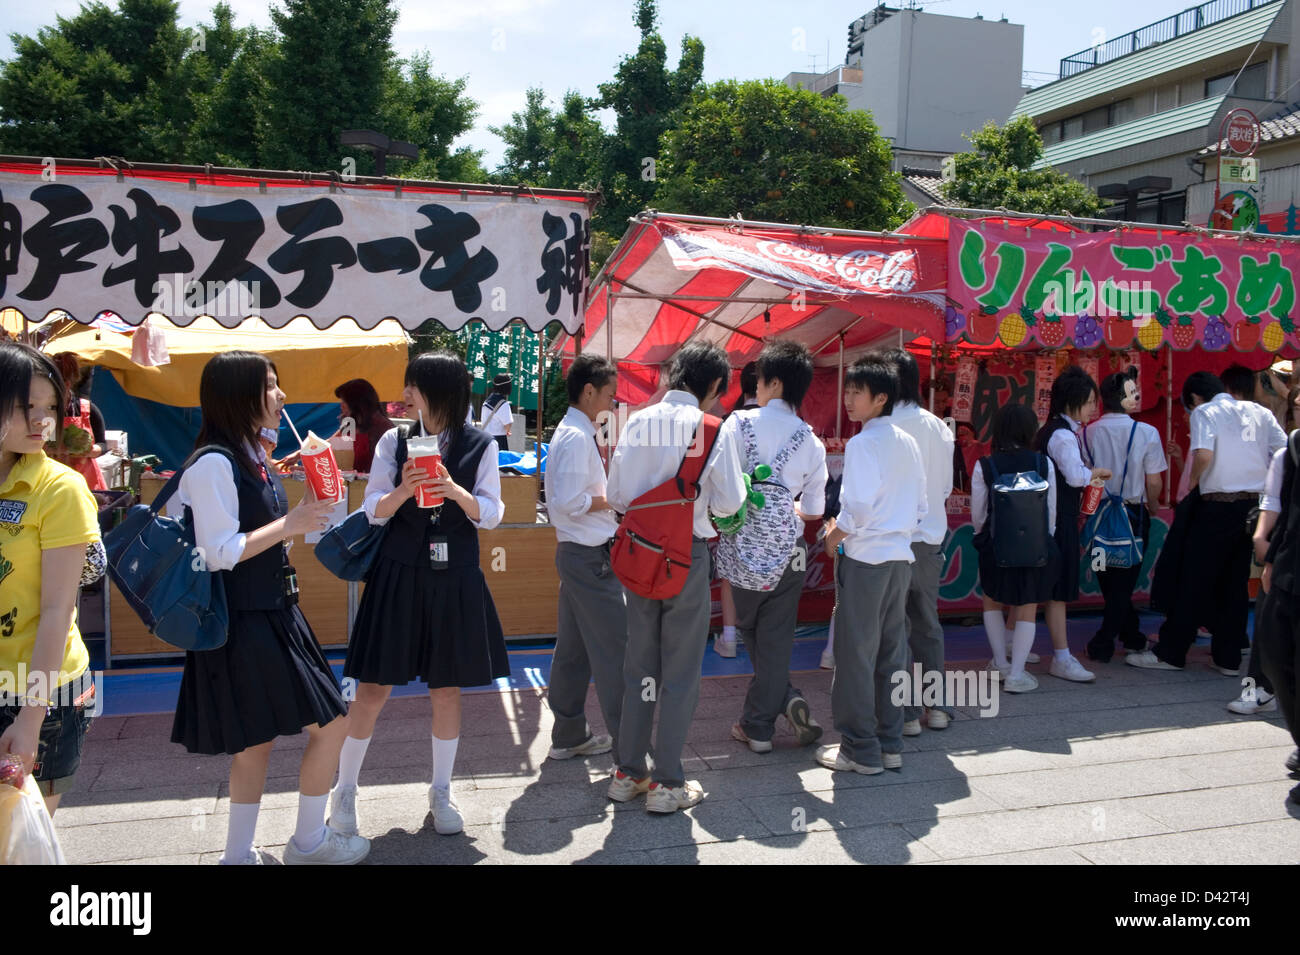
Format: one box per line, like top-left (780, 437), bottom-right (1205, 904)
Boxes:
top-left (56, 645), bottom-right (1299, 865)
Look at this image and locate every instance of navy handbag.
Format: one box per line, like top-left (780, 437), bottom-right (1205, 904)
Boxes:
top-left (105, 446), bottom-right (235, 651)
top-left (314, 427), bottom-right (407, 581)
top-left (1081, 422), bottom-right (1144, 570)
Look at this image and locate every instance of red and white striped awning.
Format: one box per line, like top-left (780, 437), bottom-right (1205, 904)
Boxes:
top-left (559, 212), bottom-right (947, 404)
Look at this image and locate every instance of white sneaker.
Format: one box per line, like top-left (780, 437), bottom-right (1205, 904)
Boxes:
top-left (1125, 650), bottom-right (1182, 671)
top-left (902, 719), bottom-right (922, 737)
top-left (1226, 689), bottom-right (1277, 715)
top-left (219, 847), bottom-right (270, 865)
top-left (282, 827), bottom-right (370, 865)
top-left (606, 770), bottom-right (651, 802)
top-left (328, 783), bottom-right (358, 836)
top-left (1049, 653), bottom-right (1096, 683)
top-left (1209, 662), bottom-right (1242, 677)
top-left (882, 752), bottom-right (903, 770)
top-left (815, 744), bottom-right (883, 775)
top-left (429, 785), bottom-right (464, 835)
top-left (731, 723), bottom-right (773, 754)
top-left (548, 733), bottom-right (613, 760)
top-left (985, 658), bottom-right (1010, 678)
top-left (1003, 672), bottom-right (1039, 693)
top-left (714, 635), bottom-right (737, 659)
top-left (926, 709), bottom-right (950, 730)
top-left (645, 781), bottom-right (704, 814)
top-left (1025, 651), bottom-right (1041, 664)
top-left (820, 648), bottom-right (835, 670)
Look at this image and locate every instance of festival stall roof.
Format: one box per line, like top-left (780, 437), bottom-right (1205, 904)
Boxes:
top-left (0, 156), bottom-right (596, 335)
top-left (42, 315), bottom-right (411, 406)
top-left (559, 211), bottom-right (948, 404)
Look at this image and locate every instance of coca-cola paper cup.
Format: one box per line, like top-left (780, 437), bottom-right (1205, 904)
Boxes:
top-left (1081, 479), bottom-right (1103, 516)
top-left (407, 434), bottom-right (442, 507)
top-left (301, 431), bottom-right (345, 504)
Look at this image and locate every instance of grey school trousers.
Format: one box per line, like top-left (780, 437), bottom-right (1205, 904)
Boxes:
top-left (904, 541), bottom-right (954, 720)
top-left (548, 540), bottom-right (628, 751)
top-left (733, 539), bottom-right (808, 742)
top-left (618, 540), bottom-right (712, 788)
top-left (832, 555), bottom-right (911, 767)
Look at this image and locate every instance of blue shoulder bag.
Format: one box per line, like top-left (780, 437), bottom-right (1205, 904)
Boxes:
top-left (1081, 422), bottom-right (1143, 570)
top-left (105, 446), bottom-right (236, 651)
top-left (314, 427), bottom-right (407, 581)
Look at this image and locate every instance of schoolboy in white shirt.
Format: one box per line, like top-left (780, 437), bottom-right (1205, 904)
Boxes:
top-left (818, 355), bottom-right (927, 774)
top-left (544, 356), bottom-right (626, 761)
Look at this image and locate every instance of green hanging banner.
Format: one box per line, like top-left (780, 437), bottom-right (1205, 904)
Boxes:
top-left (461, 321), bottom-right (541, 411)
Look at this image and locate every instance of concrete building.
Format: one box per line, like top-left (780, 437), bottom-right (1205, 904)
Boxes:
top-left (1012, 0), bottom-right (1295, 226)
top-left (784, 5), bottom-right (1025, 204)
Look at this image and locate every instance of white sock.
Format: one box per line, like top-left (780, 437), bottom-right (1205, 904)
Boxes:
top-left (1009, 621), bottom-right (1037, 678)
top-left (337, 734), bottom-right (371, 789)
top-left (1053, 647), bottom-right (1072, 662)
top-left (983, 611), bottom-right (1008, 664)
top-left (721, 625), bottom-right (736, 642)
top-left (432, 735), bottom-right (459, 791)
top-left (222, 802), bottom-right (260, 864)
top-left (294, 793), bottom-right (328, 852)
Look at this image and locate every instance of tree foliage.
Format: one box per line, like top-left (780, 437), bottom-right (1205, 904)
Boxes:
top-left (656, 79), bottom-right (910, 230)
top-left (941, 115), bottom-right (1104, 217)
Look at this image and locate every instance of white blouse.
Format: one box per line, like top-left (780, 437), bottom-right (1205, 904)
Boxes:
top-left (363, 427), bottom-right (502, 530)
top-left (169, 443), bottom-right (269, 572)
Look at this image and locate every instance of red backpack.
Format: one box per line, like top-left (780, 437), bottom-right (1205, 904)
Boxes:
top-left (610, 414), bottom-right (722, 600)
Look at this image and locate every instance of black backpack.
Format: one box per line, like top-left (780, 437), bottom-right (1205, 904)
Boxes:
top-left (979, 453), bottom-right (1052, 569)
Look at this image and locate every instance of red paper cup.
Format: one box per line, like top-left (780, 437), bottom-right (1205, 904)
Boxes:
top-left (301, 434), bottom-right (345, 504)
top-left (1081, 481), bottom-right (1103, 516)
top-left (414, 454), bottom-right (443, 507)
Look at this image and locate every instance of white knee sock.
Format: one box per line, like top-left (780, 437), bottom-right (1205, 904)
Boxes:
top-left (983, 611), bottom-right (1008, 664)
top-left (432, 735), bottom-right (459, 790)
top-left (294, 793), bottom-right (328, 852)
top-left (1009, 621), bottom-right (1037, 678)
top-left (222, 802), bottom-right (260, 864)
top-left (336, 735), bottom-right (371, 789)
top-left (721, 625), bottom-right (736, 642)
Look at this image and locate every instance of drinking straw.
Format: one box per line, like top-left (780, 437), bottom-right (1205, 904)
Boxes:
top-left (281, 408), bottom-right (305, 446)
top-left (418, 408), bottom-right (425, 434)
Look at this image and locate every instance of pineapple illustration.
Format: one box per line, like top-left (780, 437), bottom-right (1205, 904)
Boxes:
top-left (1135, 317), bottom-right (1165, 350)
top-left (999, 305), bottom-right (1035, 347)
top-left (1262, 316), bottom-right (1295, 352)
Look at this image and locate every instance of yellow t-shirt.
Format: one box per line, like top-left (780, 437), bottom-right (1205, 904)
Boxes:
top-left (0, 452), bottom-right (99, 689)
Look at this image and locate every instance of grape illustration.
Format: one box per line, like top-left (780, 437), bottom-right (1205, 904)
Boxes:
top-left (1073, 313), bottom-right (1102, 348)
top-left (1204, 314), bottom-right (1229, 350)
top-left (944, 305), bottom-right (965, 338)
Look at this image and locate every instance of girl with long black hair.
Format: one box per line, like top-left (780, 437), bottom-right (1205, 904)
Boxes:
top-left (170, 350), bottom-right (367, 865)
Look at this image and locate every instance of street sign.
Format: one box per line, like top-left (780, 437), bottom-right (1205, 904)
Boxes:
top-left (1219, 156), bottom-right (1259, 184)
top-left (1225, 109), bottom-right (1260, 156)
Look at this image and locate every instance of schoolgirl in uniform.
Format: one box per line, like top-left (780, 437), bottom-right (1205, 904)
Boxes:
top-left (973, 403), bottom-right (1059, 694)
top-left (331, 352), bottom-right (508, 837)
top-left (1034, 367), bottom-right (1110, 684)
top-left (171, 351), bottom-right (367, 865)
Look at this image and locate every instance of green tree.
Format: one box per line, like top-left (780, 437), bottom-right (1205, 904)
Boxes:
top-left (488, 87), bottom-right (554, 185)
top-left (942, 115), bottom-right (1104, 216)
top-left (0, 0), bottom-right (191, 160)
top-left (590, 0), bottom-right (704, 232)
top-left (380, 52), bottom-right (485, 183)
top-left (261, 0), bottom-right (399, 172)
top-left (181, 3), bottom-right (275, 167)
top-left (656, 79), bottom-right (909, 230)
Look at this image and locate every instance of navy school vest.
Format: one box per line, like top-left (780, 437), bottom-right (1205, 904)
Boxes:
top-left (378, 425), bottom-right (495, 570)
top-left (219, 451), bottom-right (291, 611)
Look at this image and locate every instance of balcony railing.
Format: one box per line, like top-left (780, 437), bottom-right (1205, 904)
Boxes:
top-left (1058, 0), bottom-right (1281, 78)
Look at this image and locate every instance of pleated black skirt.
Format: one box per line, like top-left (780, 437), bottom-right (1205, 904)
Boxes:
top-left (1048, 515), bottom-right (1081, 602)
top-left (344, 556), bottom-right (510, 688)
top-left (172, 605), bottom-right (347, 756)
top-left (975, 529), bottom-right (1060, 607)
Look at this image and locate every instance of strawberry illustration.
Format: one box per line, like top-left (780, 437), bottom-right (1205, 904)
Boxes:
top-left (1231, 317), bottom-right (1261, 351)
top-left (1170, 317), bottom-right (1196, 349)
top-left (1103, 316), bottom-right (1133, 349)
top-left (968, 306), bottom-right (999, 345)
top-left (1037, 315), bottom-right (1065, 347)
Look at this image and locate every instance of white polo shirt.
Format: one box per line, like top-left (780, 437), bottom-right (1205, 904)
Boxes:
top-left (1082, 413), bottom-right (1167, 504)
top-left (545, 406), bottom-right (619, 546)
top-left (1191, 393), bottom-right (1287, 494)
top-left (835, 416), bottom-right (927, 565)
top-left (721, 399), bottom-right (827, 518)
top-left (607, 390), bottom-right (748, 540)
top-left (481, 397), bottom-right (512, 438)
top-left (889, 402), bottom-right (954, 545)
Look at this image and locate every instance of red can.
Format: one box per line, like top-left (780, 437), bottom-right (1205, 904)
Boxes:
top-left (1081, 479), bottom-right (1104, 516)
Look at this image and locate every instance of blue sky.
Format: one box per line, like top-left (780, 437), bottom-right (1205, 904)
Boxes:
top-left (1, 0), bottom-right (1223, 167)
